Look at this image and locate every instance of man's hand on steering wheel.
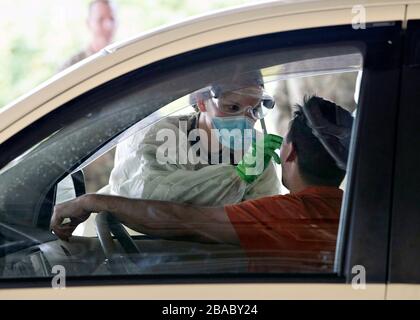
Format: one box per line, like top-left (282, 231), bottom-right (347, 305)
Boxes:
top-left (50, 196), bottom-right (91, 241)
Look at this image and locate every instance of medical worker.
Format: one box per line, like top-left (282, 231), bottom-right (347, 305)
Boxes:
top-left (99, 70), bottom-right (282, 205)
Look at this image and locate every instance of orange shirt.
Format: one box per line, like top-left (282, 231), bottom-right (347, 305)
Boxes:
top-left (225, 186), bottom-right (343, 273)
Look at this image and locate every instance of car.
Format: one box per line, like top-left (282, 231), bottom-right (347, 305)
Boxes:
top-left (0, 0), bottom-right (419, 299)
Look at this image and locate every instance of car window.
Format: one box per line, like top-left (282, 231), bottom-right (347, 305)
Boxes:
top-left (0, 44), bottom-right (362, 279)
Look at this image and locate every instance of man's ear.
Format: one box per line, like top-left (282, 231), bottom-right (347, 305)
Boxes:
top-left (284, 143), bottom-right (297, 162)
top-left (196, 100), bottom-right (207, 112)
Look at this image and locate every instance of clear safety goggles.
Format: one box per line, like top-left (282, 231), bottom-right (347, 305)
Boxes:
top-left (208, 87), bottom-right (275, 120)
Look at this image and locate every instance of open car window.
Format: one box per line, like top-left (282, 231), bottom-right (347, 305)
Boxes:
top-left (0, 43), bottom-right (362, 279)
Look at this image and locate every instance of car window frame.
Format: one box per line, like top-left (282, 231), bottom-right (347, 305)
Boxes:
top-left (0, 22), bottom-right (403, 288)
top-left (388, 19), bottom-right (420, 285)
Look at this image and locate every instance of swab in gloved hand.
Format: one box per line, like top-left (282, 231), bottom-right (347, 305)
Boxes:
top-left (236, 133), bottom-right (282, 184)
top-left (260, 117), bottom-right (268, 135)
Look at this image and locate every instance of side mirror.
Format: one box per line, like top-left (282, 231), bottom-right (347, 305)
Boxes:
top-left (55, 170), bottom-right (86, 204)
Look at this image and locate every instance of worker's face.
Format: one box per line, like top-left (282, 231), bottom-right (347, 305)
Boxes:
top-left (87, 2), bottom-right (116, 43)
top-left (204, 86), bottom-right (263, 124)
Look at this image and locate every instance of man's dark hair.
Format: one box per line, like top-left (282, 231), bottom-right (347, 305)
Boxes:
top-left (286, 95), bottom-right (347, 187)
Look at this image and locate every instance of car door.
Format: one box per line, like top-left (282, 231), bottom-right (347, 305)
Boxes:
top-left (0, 7), bottom-right (405, 299)
top-left (386, 8), bottom-right (420, 299)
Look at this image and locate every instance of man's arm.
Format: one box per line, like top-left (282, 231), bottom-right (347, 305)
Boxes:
top-left (50, 194), bottom-right (240, 245)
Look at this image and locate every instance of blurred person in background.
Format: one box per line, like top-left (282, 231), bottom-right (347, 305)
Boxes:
top-left (59, 0), bottom-right (117, 71)
top-left (58, 0), bottom-right (118, 197)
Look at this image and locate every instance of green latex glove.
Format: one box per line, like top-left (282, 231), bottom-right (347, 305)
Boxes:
top-left (236, 134), bottom-right (283, 184)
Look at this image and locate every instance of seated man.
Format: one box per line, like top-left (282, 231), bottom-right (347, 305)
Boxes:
top-left (51, 96), bottom-right (353, 272)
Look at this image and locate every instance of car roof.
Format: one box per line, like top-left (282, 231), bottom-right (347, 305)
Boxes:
top-left (0, 0), bottom-right (418, 144)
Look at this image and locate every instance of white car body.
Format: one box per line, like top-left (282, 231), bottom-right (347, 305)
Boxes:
top-left (1, 0), bottom-right (420, 299)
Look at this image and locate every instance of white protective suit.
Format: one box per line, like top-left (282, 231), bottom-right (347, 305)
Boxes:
top-left (99, 113), bottom-right (280, 206)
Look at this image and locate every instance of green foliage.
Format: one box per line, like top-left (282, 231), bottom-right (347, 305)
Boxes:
top-left (0, 0), bottom-right (257, 108)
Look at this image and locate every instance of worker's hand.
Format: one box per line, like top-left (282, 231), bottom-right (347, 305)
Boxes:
top-left (50, 195), bottom-right (92, 241)
top-left (236, 134), bottom-right (283, 184)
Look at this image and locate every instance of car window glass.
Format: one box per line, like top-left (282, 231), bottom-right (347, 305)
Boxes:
top-left (0, 45), bottom-right (362, 279)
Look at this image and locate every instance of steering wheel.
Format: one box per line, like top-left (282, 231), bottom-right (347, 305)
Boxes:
top-left (95, 212), bottom-right (140, 263)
